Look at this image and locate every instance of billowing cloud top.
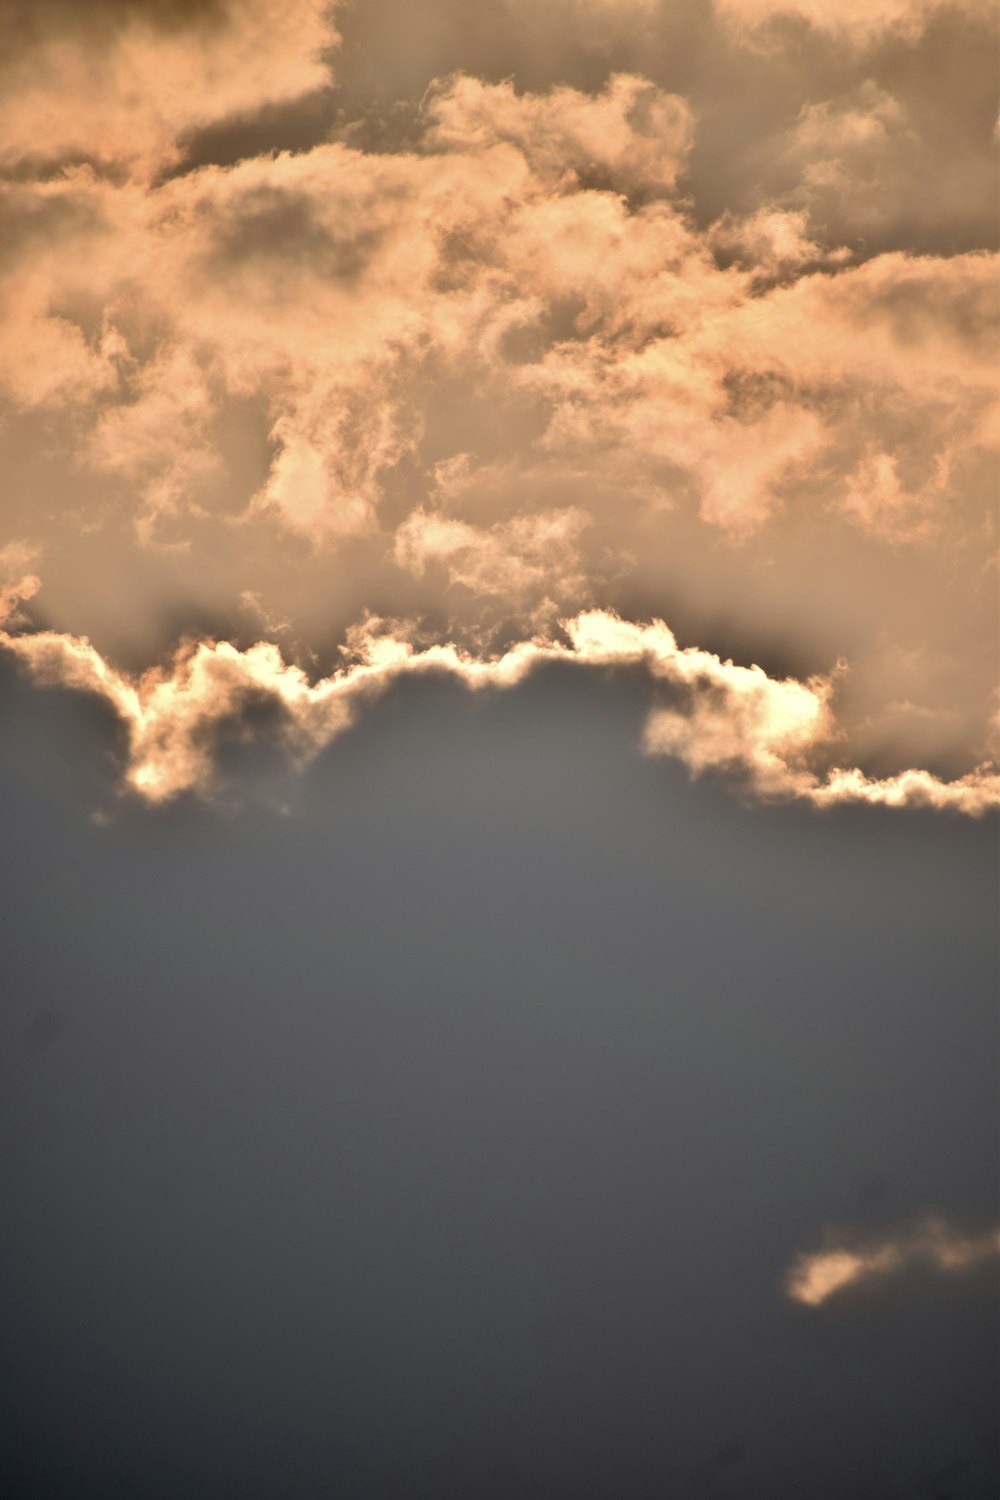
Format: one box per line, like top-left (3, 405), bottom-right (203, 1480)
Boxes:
top-left (0, 0), bottom-right (996, 808)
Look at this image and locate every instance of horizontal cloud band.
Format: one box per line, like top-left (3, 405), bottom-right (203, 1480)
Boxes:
top-left (2, 585), bottom-right (997, 813)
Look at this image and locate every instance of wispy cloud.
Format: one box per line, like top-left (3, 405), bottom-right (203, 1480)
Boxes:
top-left (786, 1219), bottom-right (1000, 1306)
top-left (716, 0), bottom-right (996, 47)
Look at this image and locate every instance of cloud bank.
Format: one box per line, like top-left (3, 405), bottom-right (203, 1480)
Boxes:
top-left (0, 0), bottom-right (996, 809)
top-left (3, 597), bottom-right (997, 810)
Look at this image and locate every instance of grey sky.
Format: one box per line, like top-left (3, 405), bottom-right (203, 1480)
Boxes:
top-left (1, 660), bottom-right (997, 1497)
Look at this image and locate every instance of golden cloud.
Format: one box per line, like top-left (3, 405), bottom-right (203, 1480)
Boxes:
top-left (787, 1219), bottom-right (1000, 1305)
top-left (3, 599), bottom-right (997, 810)
top-left (0, 0), bottom-right (996, 809)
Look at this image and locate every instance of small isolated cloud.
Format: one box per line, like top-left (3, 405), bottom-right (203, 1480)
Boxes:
top-left (786, 1219), bottom-right (1000, 1306)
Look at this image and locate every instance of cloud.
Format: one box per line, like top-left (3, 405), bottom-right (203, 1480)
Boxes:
top-left (787, 1219), bottom-right (1000, 1305)
top-left (0, 2), bottom-right (995, 807)
top-left (708, 208), bottom-right (852, 280)
top-left (2, 606), bottom-right (997, 811)
top-left (715, 0), bottom-right (996, 47)
top-left (394, 504), bottom-right (589, 607)
top-left (3, 87), bottom-right (992, 557)
top-left (0, 546), bottom-right (41, 631)
top-left (423, 72), bottom-right (694, 196)
top-left (0, 0), bottom-right (339, 180)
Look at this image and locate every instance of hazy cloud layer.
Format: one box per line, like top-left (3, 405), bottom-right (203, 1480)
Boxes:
top-left (0, 0), bottom-right (996, 807)
top-left (716, 0), bottom-right (995, 47)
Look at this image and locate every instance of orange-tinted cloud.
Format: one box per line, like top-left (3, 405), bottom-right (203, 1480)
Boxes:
top-left (0, 0), bottom-right (995, 808)
top-left (787, 1219), bottom-right (1000, 1305)
top-left (716, 0), bottom-right (995, 47)
top-left (0, 0), bottom-right (338, 180)
top-left (3, 605), bottom-right (997, 810)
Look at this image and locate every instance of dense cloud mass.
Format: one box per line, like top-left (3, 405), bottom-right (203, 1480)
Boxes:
top-left (0, 0), bottom-right (996, 807)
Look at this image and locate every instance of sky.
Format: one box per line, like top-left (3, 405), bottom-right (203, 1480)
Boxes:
top-left (0, 0), bottom-right (997, 1495)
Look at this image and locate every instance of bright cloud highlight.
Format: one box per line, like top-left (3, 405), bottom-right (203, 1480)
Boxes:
top-left (787, 1220), bottom-right (1000, 1306)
